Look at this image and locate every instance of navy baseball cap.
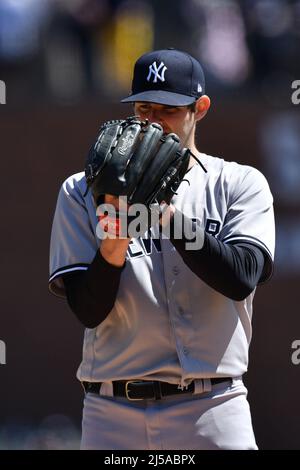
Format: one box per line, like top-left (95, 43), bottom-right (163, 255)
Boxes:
top-left (121, 48), bottom-right (205, 106)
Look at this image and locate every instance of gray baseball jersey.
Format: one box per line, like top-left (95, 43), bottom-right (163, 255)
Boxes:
top-left (49, 153), bottom-right (275, 388)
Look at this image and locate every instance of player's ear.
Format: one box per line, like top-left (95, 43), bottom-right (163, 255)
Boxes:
top-left (194, 96), bottom-right (210, 121)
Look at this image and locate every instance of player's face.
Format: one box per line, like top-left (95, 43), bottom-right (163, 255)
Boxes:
top-left (134, 102), bottom-right (197, 148)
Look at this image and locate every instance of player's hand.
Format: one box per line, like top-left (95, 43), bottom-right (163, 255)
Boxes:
top-left (99, 194), bottom-right (131, 267)
top-left (99, 194), bottom-right (130, 239)
top-left (104, 194), bottom-right (129, 212)
top-left (159, 202), bottom-right (176, 228)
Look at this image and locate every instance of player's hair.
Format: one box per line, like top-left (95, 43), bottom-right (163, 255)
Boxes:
top-left (188, 102), bottom-right (197, 112)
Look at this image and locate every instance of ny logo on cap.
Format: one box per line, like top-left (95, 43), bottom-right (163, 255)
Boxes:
top-left (147, 61), bottom-right (167, 83)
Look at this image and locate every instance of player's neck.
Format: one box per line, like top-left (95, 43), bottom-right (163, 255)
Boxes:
top-left (187, 143), bottom-right (201, 170)
top-left (184, 128), bottom-right (199, 169)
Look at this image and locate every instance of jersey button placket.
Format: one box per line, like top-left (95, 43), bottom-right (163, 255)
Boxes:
top-left (172, 265), bottom-right (180, 276)
top-left (166, 266), bottom-right (188, 371)
top-left (178, 306), bottom-right (184, 315)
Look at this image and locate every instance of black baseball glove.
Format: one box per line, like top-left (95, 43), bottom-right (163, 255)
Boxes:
top-left (85, 116), bottom-right (193, 208)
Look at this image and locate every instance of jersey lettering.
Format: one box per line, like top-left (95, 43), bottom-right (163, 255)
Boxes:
top-left (127, 218), bottom-right (221, 259)
top-left (205, 218), bottom-right (221, 236)
top-left (127, 230), bottom-right (162, 259)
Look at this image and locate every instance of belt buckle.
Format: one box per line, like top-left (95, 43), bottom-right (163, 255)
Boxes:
top-left (125, 380), bottom-right (144, 401)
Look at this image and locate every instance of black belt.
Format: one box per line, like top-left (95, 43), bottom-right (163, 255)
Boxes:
top-left (82, 378), bottom-right (232, 401)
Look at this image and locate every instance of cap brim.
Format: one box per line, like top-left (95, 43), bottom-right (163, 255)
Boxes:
top-left (121, 90), bottom-right (196, 106)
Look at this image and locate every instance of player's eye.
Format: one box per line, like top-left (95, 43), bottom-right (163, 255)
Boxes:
top-left (137, 105), bottom-right (150, 114)
top-left (161, 106), bottom-right (179, 116)
top-left (163, 107), bottom-right (178, 115)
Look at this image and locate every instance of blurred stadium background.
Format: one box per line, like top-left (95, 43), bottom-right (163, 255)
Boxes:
top-left (0, 0), bottom-right (300, 450)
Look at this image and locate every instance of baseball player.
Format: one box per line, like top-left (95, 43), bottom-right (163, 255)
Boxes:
top-left (49, 49), bottom-right (275, 450)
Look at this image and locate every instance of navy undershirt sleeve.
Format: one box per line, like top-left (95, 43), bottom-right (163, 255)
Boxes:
top-left (63, 250), bottom-right (125, 329)
top-left (169, 212), bottom-right (266, 301)
top-left (63, 214), bottom-right (267, 328)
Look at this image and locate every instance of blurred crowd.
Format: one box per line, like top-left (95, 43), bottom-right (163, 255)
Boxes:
top-left (0, 0), bottom-right (300, 104)
top-left (0, 2), bottom-right (299, 450)
top-left (0, 0), bottom-right (300, 275)
top-left (0, 414), bottom-right (80, 449)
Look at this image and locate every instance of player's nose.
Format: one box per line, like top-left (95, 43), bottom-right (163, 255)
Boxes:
top-left (148, 111), bottom-right (164, 130)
